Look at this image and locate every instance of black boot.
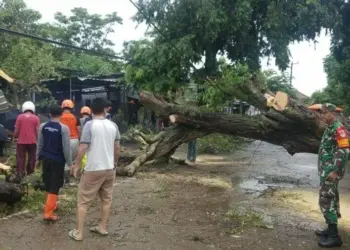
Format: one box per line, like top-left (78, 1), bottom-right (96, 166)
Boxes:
top-left (315, 228), bottom-right (328, 237)
top-left (318, 224), bottom-right (343, 248)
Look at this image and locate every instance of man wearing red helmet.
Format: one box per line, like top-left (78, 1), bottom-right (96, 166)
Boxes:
top-left (60, 99), bottom-right (81, 185)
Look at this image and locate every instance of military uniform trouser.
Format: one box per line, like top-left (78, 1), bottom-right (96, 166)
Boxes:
top-left (319, 177), bottom-right (340, 225)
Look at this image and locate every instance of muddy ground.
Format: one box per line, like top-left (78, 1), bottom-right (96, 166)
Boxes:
top-left (1, 141), bottom-right (350, 250)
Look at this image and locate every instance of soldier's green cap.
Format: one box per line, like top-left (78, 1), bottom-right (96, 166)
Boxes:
top-left (322, 103), bottom-right (337, 112)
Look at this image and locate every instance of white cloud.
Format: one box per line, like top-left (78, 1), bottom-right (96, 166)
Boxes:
top-left (262, 31), bottom-right (330, 96)
top-left (25, 0), bottom-right (330, 96)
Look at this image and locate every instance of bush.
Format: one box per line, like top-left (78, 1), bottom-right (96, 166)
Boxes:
top-left (197, 134), bottom-right (246, 154)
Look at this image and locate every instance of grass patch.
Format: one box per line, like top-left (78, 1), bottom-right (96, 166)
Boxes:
top-left (0, 186), bottom-right (78, 217)
top-left (275, 191), bottom-right (302, 201)
top-left (152, 182), bottom-right (170, 199)
top-left (197, 134), bottom-right (246, 154)
top-left (137, 205), bottom-right (155, 215)
top-left (224, 206), bottom-right (265, 233)
top-left (57, 187), bottom-right (78, 213)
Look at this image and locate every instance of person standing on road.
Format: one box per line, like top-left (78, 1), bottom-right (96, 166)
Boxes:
top-left (60, 99), bottom-right (80, 185)
top-left (79, 106), bottom-right (91, 130)
top-left (14, 101), bottom-right (40, 177)
top-left (69, 97), bottom-right (120, 241)
top-left (105, 100), bottom-right (112, 120)
top-left (315, 103), bottom-right (350, 248)
top-left (37, 105), bottom-right (72, 221)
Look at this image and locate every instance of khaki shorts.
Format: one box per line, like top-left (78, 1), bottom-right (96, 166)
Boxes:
top-left (77, 169), bottom-right (115, 209)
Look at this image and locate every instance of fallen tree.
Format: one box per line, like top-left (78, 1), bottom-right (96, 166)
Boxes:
top-left (116, 76), bottom-right (350, 176)
top-left (1, 76), bottom-right (348, 203)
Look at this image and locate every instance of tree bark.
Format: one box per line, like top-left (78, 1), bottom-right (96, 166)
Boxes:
top-left (117, 76), bottom-right (350, 176)
top-left (0, 181), bottom-right (24, 206)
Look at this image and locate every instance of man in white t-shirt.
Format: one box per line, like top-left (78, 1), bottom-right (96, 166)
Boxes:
top-left (69, 98), bottom-right (120, 241)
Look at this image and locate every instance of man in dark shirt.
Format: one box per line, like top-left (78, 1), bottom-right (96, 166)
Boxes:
top-left (37, 105), bottom-right (72, 221)
top-left (105, 100), bottom-right (112, 120)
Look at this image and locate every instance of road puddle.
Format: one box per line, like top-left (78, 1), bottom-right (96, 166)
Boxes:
top-left (239, 177), bottom-right (296, 196)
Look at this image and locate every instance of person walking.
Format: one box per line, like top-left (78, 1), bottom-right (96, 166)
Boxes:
top-left (105, 100), bottom-right (112, 120)
top-left (79, 106), bottom-right (91, 129)
top-left (186, 140), bottom-right (197, 165)
top-left (0, 123), bottom-right (8, 157)
top-left (60, 99), bottom-right (80, 185)
top-left (14, 101), bottom-right (40, 177)
top-left (37, 105), bottom-right (72, 221)
top-left (69, 98), bottom-right (120, 241)
top-left (315, 103), bottom-right (350, 248)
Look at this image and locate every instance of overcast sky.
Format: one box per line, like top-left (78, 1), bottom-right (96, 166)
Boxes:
top-left (25, 0), bottom-right (330, 96)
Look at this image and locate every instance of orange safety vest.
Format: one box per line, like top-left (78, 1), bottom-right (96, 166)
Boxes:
top-left (60, 113), bottom-right (80, 139)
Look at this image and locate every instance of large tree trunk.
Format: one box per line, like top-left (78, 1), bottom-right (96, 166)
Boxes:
top-left (0, 181), bottom-right (24, 205)
top-left (117, 76), bottom-right (345, 176)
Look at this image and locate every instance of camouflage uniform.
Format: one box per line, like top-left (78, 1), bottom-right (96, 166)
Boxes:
top-left (318, 104), bottom-right (350, 225)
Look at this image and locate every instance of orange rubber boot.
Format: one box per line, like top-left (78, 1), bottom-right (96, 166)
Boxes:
top-left (54, 195), bottom-right (59, 211)
top-left (45, 192), bottom-right (58, 211)
top-left (44, 193), bottom-right (58, 221)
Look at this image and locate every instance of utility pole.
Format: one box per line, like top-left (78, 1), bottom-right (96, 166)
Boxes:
top-left (290, 61), bottom-right (299, 86)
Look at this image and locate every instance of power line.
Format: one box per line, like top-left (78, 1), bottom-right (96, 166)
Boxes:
top-left (0, 27), bottom-right (129, 61)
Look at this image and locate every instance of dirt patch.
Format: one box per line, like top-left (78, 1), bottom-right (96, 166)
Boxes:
top-left (0, 143), bottom-right (346, 249)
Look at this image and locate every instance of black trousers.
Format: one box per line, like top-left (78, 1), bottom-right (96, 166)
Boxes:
top-left (0, 141), bottom-right (5, 156)
top-left (42, 158), bottom-right (64, 195)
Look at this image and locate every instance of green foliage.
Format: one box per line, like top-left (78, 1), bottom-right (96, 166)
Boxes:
top-left (312, 2), bottom-right (350, 115)
top-left (224, 205), bottom-right (265, 233)
top-left (133, 0), bottom-right (341, 72)
top-left (0, 1), bottom-right (124, 105)
top-left (53, 7), bottom-right (122, 52)
top-left (201, 62), bottom-right (252, 110)
top-left (197, 134), bottom-right (246, 154)
top-left (123, 39), bottom-right (190, 94)
top-left (263, 70), bottom-right (297, 99)
top-left (2, 40), bottom-right (59, 104)
top-left (311, 55), bottom-right (350, 114)
top-left (125, 0), bottom-right (345, 110)
top-left (21, 189), bottom-right (46, 212)
top-left (61, 53), bottom-right (122, 75)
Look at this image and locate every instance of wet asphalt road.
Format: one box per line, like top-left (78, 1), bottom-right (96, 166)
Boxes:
top-left (231, 140), bottom-right (350, 192)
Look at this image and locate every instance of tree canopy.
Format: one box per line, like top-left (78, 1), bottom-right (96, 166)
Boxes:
top-left (1, 0), bottom-right (350, 110)
top-left (125, 0), bottom-right (345, 106)
top-left (0, 0), bottom-right (123, 105)
top-left (310, 2), bottom-right (350, 115)
top-left (132, 0), bottom-right (342, 73)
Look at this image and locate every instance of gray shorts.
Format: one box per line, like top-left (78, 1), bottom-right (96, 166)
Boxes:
top-left (65, 138), bottom-right (79, 170)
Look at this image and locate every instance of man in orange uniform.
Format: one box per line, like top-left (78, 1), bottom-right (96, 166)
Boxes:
top-left (60, 99), bottom-right (80, 185)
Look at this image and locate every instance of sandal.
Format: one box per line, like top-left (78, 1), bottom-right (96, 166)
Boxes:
top-left (89, 226), bottom-right (108, 236)
top-left (69, 229), bottom-right (83, 241)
